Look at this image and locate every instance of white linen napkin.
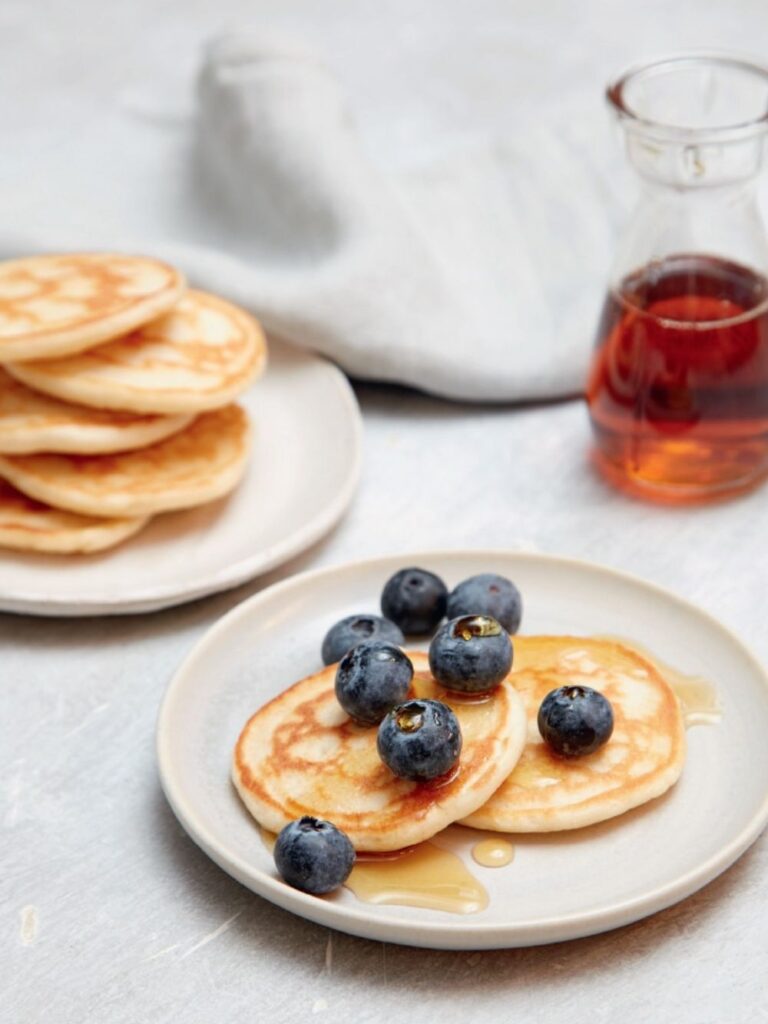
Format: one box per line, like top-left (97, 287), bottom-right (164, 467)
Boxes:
top-left (181, 34), bottom-right (616, 402)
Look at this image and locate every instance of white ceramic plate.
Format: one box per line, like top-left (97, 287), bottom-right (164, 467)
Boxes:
top-left (0, 341), bottom-right (361, 616)
top-left (157, 551), bottom-right (768, 950)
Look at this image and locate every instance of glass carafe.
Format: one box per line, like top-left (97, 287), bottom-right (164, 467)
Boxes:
top-left (587, 54), bottom-right (768, 502)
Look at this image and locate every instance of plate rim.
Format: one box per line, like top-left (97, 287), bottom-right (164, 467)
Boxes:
top-left (157, 549), bottom-right (768, 949)
top-left (0, 347), bottom-right (363, 616)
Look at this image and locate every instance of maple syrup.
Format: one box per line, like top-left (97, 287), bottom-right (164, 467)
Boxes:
top-left (471, 837), bottom-right (515, 868)
top-left (346, 842), bottom-right (488, 914)
top-left (630, 645), bottom-right (722, 727)
top-left (670, 676), bottom-right (722, 727)
top-left (261, 828), bottom-right (490, 914)
top-left (588, 254), bottom-right (768, 501)
top-left (597, 636), bottom-right (722, 727)
top-left (261, 829), bottom-right (517, 911)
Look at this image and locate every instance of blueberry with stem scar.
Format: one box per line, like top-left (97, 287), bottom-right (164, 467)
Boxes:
top-left (538, 685), bottom-right (614, 757)
top-left (380, 567), bottom-right (448, 635)
top-left (377, 699), bottom-right (462, 782)
top-left (429, 615), bottom-right (513, 692)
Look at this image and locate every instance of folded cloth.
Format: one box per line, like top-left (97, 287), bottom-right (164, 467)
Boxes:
top-left (2, 33), bottom-right (619, 402)
top-left (183, 34), bottom-right (615, 402)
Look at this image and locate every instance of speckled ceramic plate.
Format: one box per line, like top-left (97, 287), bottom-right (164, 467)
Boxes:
top-left (157, 551), bottom-right (768, 950)
top-left (0, 341), bottom-right (361, 616)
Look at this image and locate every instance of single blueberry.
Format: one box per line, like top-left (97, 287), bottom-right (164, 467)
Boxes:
top-left (537, 685), bottom-right (614, 757)
top-left (380, 567), bottom-right (448, 635)
top-left (273, 816), bottom-right (356, 895)
top-left (335, 640), bottom-right (414, 725)
top-left (377, 698), bottom-right (462, 781)
top-left (428, 615), bottom-right (513, 692)
top-left (321, 614), bottom-right (405, 666)
top-left (447, 573), bottom-right (522, 634)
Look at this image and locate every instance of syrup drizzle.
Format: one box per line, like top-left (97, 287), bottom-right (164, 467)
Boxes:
top-left (471, 837), bottom-right (515, 868)
top-left (506, 761), bottom-right (560, 790)
top-left (668, 676), bottom-right (722, 727)
top-left (598, 636), bottom-right (723, 727)
top-left (346, 842), bottom-right (488, 914)
top-left (260, 829), bottom-right (491, 914)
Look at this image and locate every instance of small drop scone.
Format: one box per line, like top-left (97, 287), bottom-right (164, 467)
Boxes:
top-left (232, 652), bottom-right (528, 852)
top-left (7, 290), bottom-right (266, 415)
top-left (0, 367), bottom-right (191, 455)
top-left (0, 253), bottom-right (184, 362)
top-left (0, 404), bottom-right (251, 518)
top-left (461, 636), bottom-right (686, 832)
top-left (0, 480), bottom-right (148, 553)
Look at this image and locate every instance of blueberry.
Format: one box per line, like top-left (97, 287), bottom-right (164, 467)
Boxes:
top-left (273, 816), bottom-right (356, 895)
top-left (377, 699), bottom-right (462, 781)
top-left (380, 567), bottom-right (448, 635)
top-left (335, 640), bottom-right (413, 725)
top-left (428, 615), bottom-right (513, 692)
top-left (537, 685), bottom-right (614, 757)
top-left (447, 573), bottom-right (522, 634)
top-left (321, 614), bottom-right (405, 665)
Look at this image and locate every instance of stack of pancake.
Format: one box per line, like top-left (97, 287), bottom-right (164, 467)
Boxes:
top-left (0, 253), bottom-right (266, 553)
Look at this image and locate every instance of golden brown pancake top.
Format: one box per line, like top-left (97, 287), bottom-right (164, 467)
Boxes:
top-left (462, 636), bottom-right (686, 832)
top-left (0, 253), bottom-right (182, 340)
top-left (232, 652), bottom-right (528, 851)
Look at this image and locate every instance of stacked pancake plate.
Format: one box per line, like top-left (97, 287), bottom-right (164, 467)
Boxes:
top-left (0, 253), bottom-right (361, 614)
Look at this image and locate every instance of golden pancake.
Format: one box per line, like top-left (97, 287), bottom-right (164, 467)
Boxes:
top-left (232, 651), bottom-right (528, 852)
top-left (0, 253), bottom-right (184, 362)
top-left (7, 290), bottom-right (267, 414)
top-left (0, 404), bottom-right (250, 518)
top-left (0, 480), bottom-right (148, 554)
top-left (0, 367), bottom-right (192, 455)
top-left (461, 636), bottom-right (686, 832)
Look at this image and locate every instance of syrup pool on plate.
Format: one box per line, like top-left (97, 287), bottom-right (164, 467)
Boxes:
top-left (348, 842), bottom-right (488, 914)
top-left (261, 829), bottom-right (519, 915)
top-left (471, 837), bottom-right (515, 868)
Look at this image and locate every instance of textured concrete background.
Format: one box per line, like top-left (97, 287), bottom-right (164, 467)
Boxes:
top-left (2, 2), bottom-right (768, 1021)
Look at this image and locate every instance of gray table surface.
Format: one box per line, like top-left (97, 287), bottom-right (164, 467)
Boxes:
top-left (4, 388), bottom-right (768, 1023)
top-left (4, 1), bottom-right (768, 1020)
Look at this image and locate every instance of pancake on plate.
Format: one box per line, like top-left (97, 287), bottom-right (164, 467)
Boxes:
top-left (0, 367), bottom-right (192, 455)
top-left (461, 636), bottom-right (686, 832)
top-left (0, 253), bottom-right (184, 362)
top-left (7, 290), bottom-right (267, 415)
top-left (232, 651), bottom-right (528, 852)
top-left (0, 479), bottom-right (148, 554)
top-left (0, 404), bottom-right (250, 518)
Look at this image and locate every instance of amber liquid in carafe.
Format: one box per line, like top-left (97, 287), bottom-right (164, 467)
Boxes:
top-left (587, 254), bottom-right (768, 501)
